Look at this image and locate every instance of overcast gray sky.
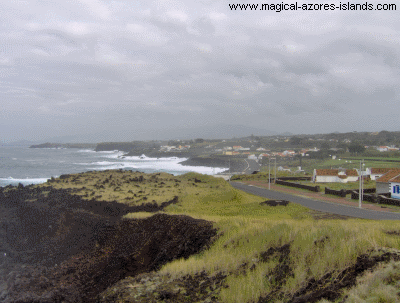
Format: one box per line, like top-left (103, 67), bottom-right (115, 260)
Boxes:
top-left (1, 0), bottom-right (399, 142)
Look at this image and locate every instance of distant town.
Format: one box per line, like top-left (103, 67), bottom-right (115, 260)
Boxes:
top-left (29, 130), bottom-right (400, 200)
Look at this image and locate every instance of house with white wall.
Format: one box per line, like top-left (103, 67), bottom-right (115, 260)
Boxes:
top-left (377, 146), bottom-right (389, 152)
top-left (390, 176), bottom-right (400, 199)
top-left (376, 169), bottom-right (400, 195)
top-left (367, 168), bottom-right (392, 181)
top-left (313, 169), bottom-right (360, 183)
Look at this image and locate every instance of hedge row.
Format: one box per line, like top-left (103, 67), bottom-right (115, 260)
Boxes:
top-left (276, 179), bottom-right (320, 192)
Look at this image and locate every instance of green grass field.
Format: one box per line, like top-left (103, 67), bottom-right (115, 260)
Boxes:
top-left (41, 170), bottom-right (400, 303)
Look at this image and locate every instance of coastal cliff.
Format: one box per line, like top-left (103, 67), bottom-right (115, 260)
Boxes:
top-left (95, 141), bottom-right (161, 152)
top-left (0, 173), bottom-right (217, 303)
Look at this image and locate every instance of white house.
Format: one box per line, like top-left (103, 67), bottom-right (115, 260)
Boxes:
top-left (377, 146), bottom-right (389, 152)
top-left (313, 169), bottom-right (359, 183)
top-left (282, 150), bottom-right (296, 156)
top-left (367, 168), bottom-right (392, 181)
top-left (391, 175), bottom-right (400, 199)
top-left (376, 169), bottom-right (400, 194)
top-left (248, 154), bottom-right (257, 160)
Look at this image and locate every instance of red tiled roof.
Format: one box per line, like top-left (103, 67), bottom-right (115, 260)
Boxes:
top-left (346, 169), bottom-right (358, 176)
top-left (371, 168), bottom-right (392, 174)
top-left (376, 169), bottom-right (400, 183)
top-left (315, 169), bottom-right (339, 176)
top-left (390, 175), bottom-right (400, 183)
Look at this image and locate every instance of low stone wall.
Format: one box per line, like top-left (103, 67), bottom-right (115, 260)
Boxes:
top-left (350, 191), bottom-right (400, 205)
top-left (378, 195), bottom-right (400, 206)
top-left (276, 179), bottom-right (320, 192)
top-left (277, 176), bottom-right (312, 181)
top-left (354, 188), bottom-right (376, 194)
top-left (351, 191), bottom-right (376, 202)
top-left (325, 187), bottom-right (347, 197)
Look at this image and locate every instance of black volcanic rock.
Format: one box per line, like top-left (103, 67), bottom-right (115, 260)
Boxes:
top-left (0, 184), bottom-right (217, 303)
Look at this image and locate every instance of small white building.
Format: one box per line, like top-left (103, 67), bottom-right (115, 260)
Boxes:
top-left (376, 169), bottom-right (400, 194)
top-left (367, 168), bottom-right (392, 181)
top-left (248, 154), bottom-right (257, 160)
top-left (391, 175), bottom-right (400, 199)
top-left (313, 169), bottom-right (359, 183)
top-left (377, 146), bottom-right (389, 152)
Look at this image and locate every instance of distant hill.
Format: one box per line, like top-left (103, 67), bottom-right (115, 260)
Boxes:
top-left (39, 124), bottom-right (276, 142)
top-left (162, 124), bottom-right (276, 140)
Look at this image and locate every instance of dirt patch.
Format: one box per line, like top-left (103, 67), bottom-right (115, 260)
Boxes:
top-left (0, 184), bottom-right (217, 303)
top-left (307, 210), bottom-right (352, 220)
top-left (257, 243), bottom-right (293, 303)
top-left (260, 200), bottom-right (290, 207)
top-left (289, 248), bottom-right (400, 303)
top-left (98, 271), bottom-right (227, 303)
top-left (384, 230), bottom-right (400, 236)
top-left (127, 196), bottom-right (179, 212)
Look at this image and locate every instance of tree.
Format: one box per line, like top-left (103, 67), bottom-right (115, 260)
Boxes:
top-left (348, 143), bottom-right (365, 155)
top-left (321, 142), bottom-right (330, 150)
top-left (290, 136), bottom-right (302, 145)
top-left (195, 138), bottom-right (204, 144)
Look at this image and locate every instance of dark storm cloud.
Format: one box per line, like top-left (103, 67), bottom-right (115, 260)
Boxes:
top-left (1, 0), bottom-right (400, 141)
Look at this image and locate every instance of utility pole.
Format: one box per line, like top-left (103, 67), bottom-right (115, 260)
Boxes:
top-left (268, 157), bottom-right (271, 190)
top-left (229, 159), bottom-right (231, 182)
top-left (359, 159), bottom-right (363, 208)
top-left (274, 157), bottom-right (276, 183)
top-left (361, 159), bottom-right (364, 202)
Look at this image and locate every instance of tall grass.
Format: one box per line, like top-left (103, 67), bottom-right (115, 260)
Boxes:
top-left (159, 217), bottom-right (400, 303)
top-left (41, 170), bottom-right (400, 302)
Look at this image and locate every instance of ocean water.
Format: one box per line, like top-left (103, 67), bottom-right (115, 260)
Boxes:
top-left (0, 146), bottom-right (228, 187)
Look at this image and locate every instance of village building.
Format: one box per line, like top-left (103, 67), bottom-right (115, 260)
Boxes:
top-left (248, 154), bottom-right (257, 160)
top-left (390, 175), bottom-right (400, 199)
top-left (377, 146), bottom-right (389, 152)
top-left (258, 153), bottom-right (270, 160)
top-left (282, 150), bottom-right (296, 156)
top-left (312, 169), bottom-right (360, 183)
top-left (376, 169), bottom-right (400, 195)
top-left (366, 168), bottom-right (393, 181)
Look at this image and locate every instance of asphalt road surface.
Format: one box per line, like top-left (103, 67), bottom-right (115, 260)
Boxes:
top-left (242, 159), bottom-right (261, 174)
top-left (231, 182), bottom-right (400, 221)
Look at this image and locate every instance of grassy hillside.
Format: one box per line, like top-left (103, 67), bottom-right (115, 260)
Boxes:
top-left (40, 170), bottom-right (400, 303)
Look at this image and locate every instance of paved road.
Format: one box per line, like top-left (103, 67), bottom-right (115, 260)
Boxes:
top-left (231, 182), bottom-right (400, 220)
top-left (243, 159), bottom-right (261, 174)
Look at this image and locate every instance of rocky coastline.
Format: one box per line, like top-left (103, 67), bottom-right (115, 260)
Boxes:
top-left (26, 142), bottom-right (248, 174)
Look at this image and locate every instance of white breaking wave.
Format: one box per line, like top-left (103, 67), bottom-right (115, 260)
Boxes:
top-left (98, 160), bottom-right (226, 175)
top-left (96, 150), bottom-right (122, 154)
top-left (122, 155), bottom-right (187, 162)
